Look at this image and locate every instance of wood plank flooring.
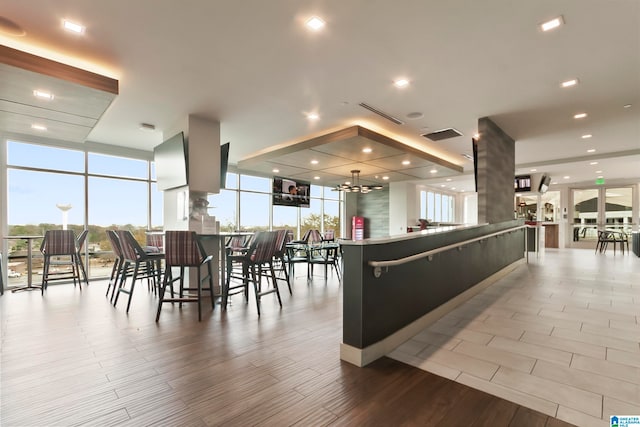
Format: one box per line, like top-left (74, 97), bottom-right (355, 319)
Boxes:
top-left (1, 262), bottom-right (575, 426)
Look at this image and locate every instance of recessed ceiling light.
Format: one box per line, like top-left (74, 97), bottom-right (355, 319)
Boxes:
top-left (540, 16), bottom-right (564, 32)
top-left (595, 170), bottom-right (602, 174)
top-left (31, 124), bottom-right (47, 131)
top-left (362, 147), bottom-right (372, 153)
top-left (551, 182), bottom-right (558, 185)
top-left (440, 184), bottom-right (446, 187)
top-left (430, 169), bottom-right (437, 174)
top-left (33, 89), bottom-right (54, 100)
top-left (561, 79), bottom-right (579, 88)
top-left (623, 104), bottom-right (632, 109)
top-left (581, 134), bottom-right (592, 139)
top-left (590, 162), bottom-right (598, 165)
top-left (393, 78), bottom-right (410, 88)
top-left (63, 19), bottom-right (85, 34)
top-left (587, 149), bottom-right (596, 153)
top-left (574, 113), bottom-right (587, 119)
top-left (382, 176), bottom-right (389, 180)
top-left (451, 187), bottom-right (456, 190)
top-left (305, 16), bottom-right (325, 31)
top-left (530, 169), bottom-right (537, 172)
top-left (401, 160), bottom-right (411, 165)
top-left (310, 159), bottom-right (319, 165)
top-left (597, 175), bottom-right (604, 179)
top-left (306, 112), bottom-right (320, 120)
top-left (314, 176), bottom-right (320, 180)
top-left (272, 168), bottom-right (280, 173)
top-left (446, 178), bottom-right (452, 182)
top-left (563, 176), bottom-right (570, 179)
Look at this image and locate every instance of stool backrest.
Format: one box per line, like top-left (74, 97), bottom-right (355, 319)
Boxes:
top-left (164, 231), bottom-right (203, 267)
top-left (41, 230), bottom-right (76, 256)
top-left (249, 231), bottom-right (279, 264)
top-left (106, 230), bottom-right (123, 259)
top-left (116, 230), bottom-right (145, 261)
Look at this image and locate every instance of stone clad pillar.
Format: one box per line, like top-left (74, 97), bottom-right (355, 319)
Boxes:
top-left (476, 117), bottom-right (516, 224)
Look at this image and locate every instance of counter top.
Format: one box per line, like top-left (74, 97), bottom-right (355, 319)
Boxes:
top-left (340, 223), bottom-right (487, 246)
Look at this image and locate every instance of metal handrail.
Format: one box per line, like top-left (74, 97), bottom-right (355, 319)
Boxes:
top-left (368, 225), bottom-right (526, 278)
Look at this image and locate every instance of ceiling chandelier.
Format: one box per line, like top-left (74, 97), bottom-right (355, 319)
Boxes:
top-left (335, 170), bottom-right (384, 193)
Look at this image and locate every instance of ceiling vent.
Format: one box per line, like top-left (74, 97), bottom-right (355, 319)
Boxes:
top-left (358, 102), bottom-right (404, 125)
top-left (422, 128), bottom-right (463, 141)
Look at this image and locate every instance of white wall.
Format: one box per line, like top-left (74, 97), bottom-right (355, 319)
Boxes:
top-left (389, 182), bottom-right (409, 235)
top-left (463, 193), bottom-right (478, 225)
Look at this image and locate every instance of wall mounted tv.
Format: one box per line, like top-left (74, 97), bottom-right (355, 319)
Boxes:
top-left (154, 131), bottom-right (188, 191)
top-left (538, 174), bottom-right (551, 193)
top-left (272, 177), bottom-right (310, 208)
top-left (514, 174), bottom-right (531, 192)
top-left (220, 142), bottom-right (230, 189)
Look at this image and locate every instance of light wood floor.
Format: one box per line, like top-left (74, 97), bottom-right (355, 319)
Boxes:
top-left (1, 261), bottom-right (578, 426)
top-left (391, 248), bottom-right (640, 427)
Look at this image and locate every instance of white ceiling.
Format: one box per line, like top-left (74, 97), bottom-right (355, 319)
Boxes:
top-left (0, 0), bottom-right (638, 193)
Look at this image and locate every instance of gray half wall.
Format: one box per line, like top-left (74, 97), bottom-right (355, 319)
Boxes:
top-left (477, 117), bottom-right (515, 224)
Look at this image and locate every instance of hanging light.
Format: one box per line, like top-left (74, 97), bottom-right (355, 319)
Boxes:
top-left (334, 170), bottom-right (383, 193)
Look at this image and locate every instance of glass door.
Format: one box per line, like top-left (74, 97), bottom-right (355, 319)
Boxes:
top-left (571, 189), bottom-right (599, 244)
top-left (570, 186), bottom-right (636, 248)
top-left (605, 187), bottom-right (633, 234)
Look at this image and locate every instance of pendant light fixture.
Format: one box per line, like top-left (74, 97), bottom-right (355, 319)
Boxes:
top-left (335, 170), bottom-right (383, 193)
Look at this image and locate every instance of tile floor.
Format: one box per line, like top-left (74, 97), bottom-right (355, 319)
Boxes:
top-left (389, 248), bottom-right (640, 427)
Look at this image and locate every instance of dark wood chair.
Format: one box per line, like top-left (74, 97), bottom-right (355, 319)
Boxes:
top-left (75, 229), bottom-right (89, 286)
top-left (156, 231), bottom-right (214, 321)
top-left (223, 231), bottom-right (282, 316)
top-left (113, 230), bottom-right (164, 313)
top-left (595, 230), bottom-right (617, 254)
top-left (308, 243), bottom-right (342, 281)
top-left (40, 230), bottom-right (84, 293)
top-left (273, 229), bottom-right (292, 295)
top-left (105, 230), bottom-right (125, 302)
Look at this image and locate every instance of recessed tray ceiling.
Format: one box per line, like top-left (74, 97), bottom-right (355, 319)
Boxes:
top-left (238, 125), bottom-right (463, 187)
top-left (0, 45), bottom-right (118, 143)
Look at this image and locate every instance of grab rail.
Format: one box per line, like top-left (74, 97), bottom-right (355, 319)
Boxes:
top-left (368, 225), bottom-right (526, 278)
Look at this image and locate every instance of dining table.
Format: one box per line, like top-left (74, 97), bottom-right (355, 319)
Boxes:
top-left (286, 240), bottom-right (341, 280)
top-left (3, 235), bottom-right (44, 292)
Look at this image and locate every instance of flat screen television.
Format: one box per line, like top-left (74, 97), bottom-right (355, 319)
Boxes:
top-left (538, 174), bottom-right (551, 193)
top-left (220, 142), bottom-right (230, 189)
top-left (272, 176), bottom-right (310, 207)
top-left (514, 174), bottom-right (531, 192)
top-left (154, 131), bottom-right (188, 191)
top-left (472, 138), bottom-right (478, 192)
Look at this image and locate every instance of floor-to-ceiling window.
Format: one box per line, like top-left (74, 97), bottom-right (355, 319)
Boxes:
top-left (4, 140), bottom-right (159, 286)
top-left (420, 189), bottom-right (455, 223)
top-left (207, 173), bottom-right (343, 238)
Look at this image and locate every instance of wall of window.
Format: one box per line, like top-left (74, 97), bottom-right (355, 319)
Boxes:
top-left (207, 172), bottom-right (343, 239)
top-left (3, 139), bottom-right (160, 284)
top-left (419, 190), bottom-right (455, 223)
